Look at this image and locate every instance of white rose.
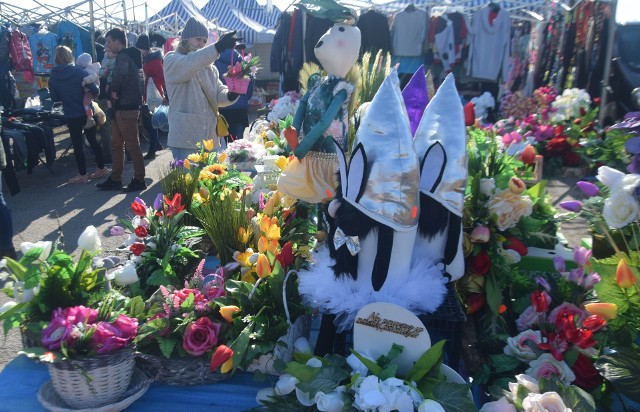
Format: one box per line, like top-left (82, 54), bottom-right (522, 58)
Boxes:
top-left (513, 374), bottom-right (540, 394)
top-left (347, 352), bottom-right (370, 377)
top-left (354, 376), bottom-right (386, 410)
top-left (480, 178), bottom-right (496, 196)
top-left (315, 391), bottom-right (344, 412)
top-left (522, 392), bottom-right (571, 412)
top-left (487, 190), bottom-right (533, 231)
top-left (20, 240), bottom-right (52, 263)
top-left (419, 399), bottom-right (446, 412)
top-left (275, 373), bottom-right (298, 395)
top-left (293, 337), bottom-right (313, 355)
top-left (306, 357), bottom-right (323, 368)
top-left (77, 225), bottom-right (101, 252)
top-left (12, 281), bottom-right (38, 303)
top-left (256, 387), bottom-right (276, 405)
top-left (516, 306), bottom-right (540, 332)
top-left (603, 192), bottom-right (640, 229)
top-left (504, 330), bottom-right (542, 362)
top-left (107, 261), bottom-right (139, 286)
top-left (525, 354), bottom-right (576, 385)
top-left (615, 174), bottom-right (640, 193)
top-left (295, 387), bottom-right (315, 406)
top-left (479, 397), bottom-right (517, 412)
top-left (596, 166), bottom-right (625, 189)
top-left (498, 248), bottom-right (522, 265)
top-left (0, 301), bottom-right (17, 315)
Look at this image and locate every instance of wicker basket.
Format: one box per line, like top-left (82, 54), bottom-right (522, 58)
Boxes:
top-left (47, 346), bottom-right (135, 409)
top-left (226, 76), bottom-right (251, 94)
top-left (151, 354), bottom-right (232, 386)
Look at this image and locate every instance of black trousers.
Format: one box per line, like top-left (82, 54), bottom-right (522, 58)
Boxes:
top-left (66, 116), bottom-right (105, 175)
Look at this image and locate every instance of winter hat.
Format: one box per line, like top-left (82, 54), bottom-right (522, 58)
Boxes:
top-left (181, 17), bottom-right (208, 40)
top-left (76, 53), bottom-right (92, 68)
top-left (135, 34), bottom-right (150, 51)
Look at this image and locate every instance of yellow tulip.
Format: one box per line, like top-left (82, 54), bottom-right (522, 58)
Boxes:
top-left (616, 259), bottom-right (635, 289)
top-left (265, 141), bottom-right (275, 148)
top-left (203, 139), bottom-right (215, 152)
top-left (238, 227), bottom-right (251, 244)
top-left (183, 159), bottom-right (191, 169)
top-left (185, 174), bottom-right (193, 185)
top-left (218, 152), bottom-right (228, 163)
top-left (241, 270), bottom-right (256, 283)
top-left (258, 236), bottom-right (269, 253)
top-left (220, 358), bottom-right (233, 373)
top-left (256, 254), bottom-right (271, 278)
top-left (187, 153), bottom-right (202, 163)
top-left (219, 305), bottom-right (240, 322)
top-left (585, 302), bottom-right (618, 320)
top-left (259, 215), bottom-right (271, 234)
top-left (267, 224), bottom-right (281, 241)
top-left (275, 156), bottom-right (288, 171)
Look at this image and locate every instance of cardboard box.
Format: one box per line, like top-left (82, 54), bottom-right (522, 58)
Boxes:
top-left (516, 242), bottom-right (576, 279)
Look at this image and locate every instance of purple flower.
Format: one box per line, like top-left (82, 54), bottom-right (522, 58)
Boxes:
top-left (574, 246), bottom-right (592, 266)
top-left (134, 197), bottom-right (146, 208)
top-left (583, 273), bottom-right (601, 289)
top-left (153, 193), bottom-right (163, 210)
top-left (576, 181), bottom-right (600, 197)
top-left (110, 225), bottom-right (126, 236)
top-left (535, 276), bottom-right (551, 292)
top-left (176, 160), bottom-right (184, 168)
top-left (41, 310), bottom-right (72, 350)
top-left (624, 136), bottom-right (640, 155)
top-left (567, 267), bottom-right (585, 285)
top-left (90, 321), bottom-right (131, 354)
top-left (559, 200), bottom-right (583, 212)
top-left (258, 192), bottom-right (265, 211)
top-left (553, 255), bottom-right (566, 272)
top-left (627, 154), bottom-right (640, 175)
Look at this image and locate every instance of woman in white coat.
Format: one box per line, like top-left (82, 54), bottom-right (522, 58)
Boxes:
top-left (164, 18), bottom-right (240, 160)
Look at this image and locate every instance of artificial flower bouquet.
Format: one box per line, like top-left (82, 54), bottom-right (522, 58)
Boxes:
top-left (112, 194), bottom-right (204, 299)
top-left (257, 340), bottom-right (476, 412)
top-left (224, 53), bottom-right (260, 94)
top-left (0, 226), bottom-right (107, 344)
top-left (266, 91), bottom-right (302, 122)
top-left (224, 138), bottom-right (267, 166)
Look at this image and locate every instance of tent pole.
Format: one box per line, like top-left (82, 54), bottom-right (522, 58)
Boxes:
top-left (90, 0), bottom-right (96, 61)
top-left (122, 0), bottom-right (128, 28)
top-left (104, 0), bottom-right (108, 30)
top-left (598, 0), bottom-right (618, 127)
top-left (145, 2), bottom-right (148, 35)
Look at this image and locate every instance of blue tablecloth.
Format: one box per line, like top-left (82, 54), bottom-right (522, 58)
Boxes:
top-left (0, 356), bottom-right (270, 411)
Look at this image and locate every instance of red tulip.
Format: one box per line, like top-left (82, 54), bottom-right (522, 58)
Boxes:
top-left (531, 290), bottom-right (549, 313)
top-left (163, 193), bottom-right (185, 218)
top-left (521, 145), bottom-right (537, 164)
top-left (566, 327), bottom-right (597, 349)
top-left (470, 250), bottom-right (491, 276)
top-left (135, 226), bottom-right (148, 238)
top-left (129, 242), bottom-right (145, 256)
top-left (276, 241), bottom-right (294, 268)
top-left (284, 127), bottom-right (299, 150)
top-left (210, 345), bottom-right (234, 372)
top-left (504, 236), bottom-right (528, 256)
top-left (464, 101), bottom-right (476, 126)
top-left (131, 201), bottom-right (147, 217)
top-left (466, 293), bottom-right (485, 314)
top-left (582, 315), bottom-right (606, 332)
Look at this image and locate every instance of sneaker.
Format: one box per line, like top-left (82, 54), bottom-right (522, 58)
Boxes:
top-left (88, 167), bottom-right (110, 179)
top-left (84, 117), bottom-right (96, 129)
top-left (69, 174), bottom-right (89, 184)
top-left (143, 152), bottom-right (156, 160)
top-left (122, 178), bottom-right (147, 192)
top-left (96, 176), bottom-right (123, 190)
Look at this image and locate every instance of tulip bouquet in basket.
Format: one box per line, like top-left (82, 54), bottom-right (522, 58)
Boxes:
top-left (0, 226), bottom-right (109, 342)
top-left (225, 53), bottom-right (260, 94)
top-left (257, 340), bottom-right (476, 412)
top-left (112, 193), bottom-right (205, 299)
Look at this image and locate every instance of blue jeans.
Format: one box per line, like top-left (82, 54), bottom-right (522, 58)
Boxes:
top-left (141, 105), bottom-right (160, 153)
top-left (0, 171), bottom-right (14, 250)
top-left (170, 147), bottom-right (196, 162)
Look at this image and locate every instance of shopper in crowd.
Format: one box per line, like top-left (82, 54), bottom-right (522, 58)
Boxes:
top-left (164, 17), bottom-right (240, 160)
top-left (49, 46), bottom-right (107, 184)
top-left (75, 53), bottom-right (101, 130)
top-left (214, 44), bottom-right (254, 143)
top-left (136, 34), bottom-right (166, 160)
top-left (98, 37), bottom-right (115, 163)
top-left (97, 27), bottom-right (146, 192)
top-left (0, 125), bottom-right (16, 260)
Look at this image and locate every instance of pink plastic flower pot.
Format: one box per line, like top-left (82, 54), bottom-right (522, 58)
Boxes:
top-left (226, 76), bottom-right (250, 94)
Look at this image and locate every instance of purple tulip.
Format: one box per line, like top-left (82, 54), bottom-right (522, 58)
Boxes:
top-left (153, 193), bottom-right (163, 210)
top-left (583, 272), bottom-right (601, 289)
top-left (176, 160), bottom-right (184, 168)
top-left (567, 267), bottom-right (585, 285)
top-left (624, 136), bottom-right (640, 155)
top-left (110, 225), bottom-right (126, 236)
top-left (576, 181), bottom-right (600, 197)
top-left (559, 200), bottom-right (583, 212)
top-left (134, 197), bottom-right (146, 207)
top-left (553, 255), bottom-right (566, 272)
top-left (535, 276), bottom-right (551, 292)
top-left (573, 246), bottom-right (592, 266)
top-left (627, 154), bottom-right (640, 175)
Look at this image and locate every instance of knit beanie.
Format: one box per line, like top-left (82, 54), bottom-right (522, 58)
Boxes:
top-left (181, 17), bottom-right (208, 40)
top-left (135, 34), bottom-right (150, 51)
top-left (76, 53), bottom-right (92, 68)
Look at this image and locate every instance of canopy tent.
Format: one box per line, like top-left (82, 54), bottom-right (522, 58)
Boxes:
top-left (200, 0), bottom-right (278, 45)
top-left (147, 0), bottom-right (209, 33)
top-left (0, 0), bottom-right (126, 28)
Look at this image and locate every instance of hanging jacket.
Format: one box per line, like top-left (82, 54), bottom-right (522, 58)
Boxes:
top-left (110, 47), bottom-right (143, 111)
top-left (270, 11), bottom-right (291, 73)
top-left (56, 21), bottom-right (84, 58)
top-left (49, 64), bottom-right (98, 118)
top-left (29, 31), bottom-right (57, 73)
top-left (357, 9), bottom-right (392, 56)
top-left (142, 50), bottom-right (166, 101)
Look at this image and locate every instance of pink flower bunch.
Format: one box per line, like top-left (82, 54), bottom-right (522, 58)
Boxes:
top-left (553, 247), bottom-right (600, 289)
top-left (41, 306), bottom-right (138, 355)
top-left (501, 91), bottom-right (537, 119)
top-left (227, 62), bottom-right (244, 78)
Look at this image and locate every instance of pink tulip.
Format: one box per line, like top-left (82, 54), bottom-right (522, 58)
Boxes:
top-left (573, 247), bottom-right (592, 266)
top-left (110, 225), bottom-right (126, 236)
top-left (470, 226), bottom-right (490, 243)
top-left (553, 256), bottom-right (565, 272)
top-left (576, 181), bottom-right (600, 197)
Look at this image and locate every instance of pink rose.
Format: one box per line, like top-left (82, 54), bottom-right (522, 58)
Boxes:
top-left (504, 330), bottom-right (542, 362)
top-left (41, 311), bottom-right (72, 350)
top-left (91, 321), bottom-right (131, 354)
top-left (62, 306), bottom-right (98, 325)
top-left (526, 353), bottom-right (576, 385)
top-left (516, 306), bottom-right (540, 332)
top-left (112, 314), bottom-right (138, 341)
top-left (548, 302), bottom-right (588, 326)
top-left (182, 317), bottom-right (221, 356)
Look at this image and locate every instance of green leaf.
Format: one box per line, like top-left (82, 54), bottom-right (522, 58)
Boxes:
top-left (485, 272), bottom-right (502, 315)
top-left (135, 317), bottom-right (169, 342)
top-left (350, 349), bottom-right (382, 377)
top-left (78, 269), bottom-right (98, 291)
top-left (4, 258), bottom-right (27, 281)
top-left (157, 337), bottom-right (176, 358)
top-left (407, 340), bottom-right (446, 382)
top-left (229, 322), bottom-right (254, 371)
top-left (292, 352), bottom-right (314, 364)
top-left (489, 354), bottom-right (522, 373)
top-left (296, 363), bottom-right (349, 398)
top-left (180, 293), bottom-right (195, 310)
top-left (128, 296), bottom-right (145, 319)
top-left (285, 361), bottom-right (320, 382)
top-left (595, 347), bottom-right (640, 404)
top-left (0, 301), bottom-right (27, 321)
top-left (431, 381), bottom-right (475, 412)
top-left (147, 269), bottom-right (171, 286)
top-left (375, 343), bottom-right (404, 369)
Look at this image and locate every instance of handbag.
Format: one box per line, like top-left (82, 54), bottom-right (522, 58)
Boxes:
top-left (146, 80), bottom-right (163, 111)
top-left (92, 102), bottom-right (106, 126)
top-left (197, 77), bottom-right (229, 138)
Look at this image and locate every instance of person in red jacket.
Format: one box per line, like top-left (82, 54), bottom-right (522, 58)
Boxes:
top-left (136, 34), bottom-right (167, 159)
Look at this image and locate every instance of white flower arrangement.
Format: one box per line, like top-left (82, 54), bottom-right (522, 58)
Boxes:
top-left (471, 92), bottom-right (496, 121)
top-left (550, 88), bottom-right (591, 123)
top-left (266, 92), bottom-right (302, 122)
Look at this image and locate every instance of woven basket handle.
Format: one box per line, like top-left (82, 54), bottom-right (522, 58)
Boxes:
top-left (134, 352), bottom-right (162, 383)
top-left (248, 269), bottom-right (297, 326)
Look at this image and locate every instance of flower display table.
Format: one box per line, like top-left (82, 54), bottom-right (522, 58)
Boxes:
top-left (0, 356), bottom-right (268, 411)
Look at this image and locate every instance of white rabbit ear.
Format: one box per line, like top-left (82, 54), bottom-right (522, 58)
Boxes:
top-left (420, 142), bottom-right (447, 194)
top-left (346, 143), bottom-right (367, 202)
top-left (334, 138), bottom-right (348, 197)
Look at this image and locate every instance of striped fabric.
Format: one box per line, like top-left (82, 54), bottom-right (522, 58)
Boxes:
top-left (200, 0), bottom-right (278, 45)
top-left (148, 0), bottom-right (208, 29)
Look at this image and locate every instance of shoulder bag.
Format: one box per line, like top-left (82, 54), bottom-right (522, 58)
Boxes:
top-left (196, 77), bottom-right (229, 138)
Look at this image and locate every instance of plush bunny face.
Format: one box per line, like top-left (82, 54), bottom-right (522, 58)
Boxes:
top-left (314, 23), bottom-right (361, 78)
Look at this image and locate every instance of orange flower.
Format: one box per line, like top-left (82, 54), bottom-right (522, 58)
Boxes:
top-left (258, 236), bottom-right (279, 254)
top-left (585, 303), bottom-right (618, 320)
top-left (256, 253), bottom-right (271, 278)
top-left (207, 163), bottom-right (227, 176)
top-left (616, 259), bottom-right (635, 288)
top-left (266, 224), bottom-right (281, 241)
top-left (238, 227), bottom-right (251, 244)
top-left (219, 305), bottom-right (240, 322)
top-left (210, 345), bottom-right (233, 372)
top-left (218, 152), bottom-right (228, 163)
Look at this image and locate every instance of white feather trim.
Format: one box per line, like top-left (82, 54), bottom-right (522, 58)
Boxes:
top-left (333, 81), bottom-right (354, 97)
top-left (298, 246), bottom-right (448, 331)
